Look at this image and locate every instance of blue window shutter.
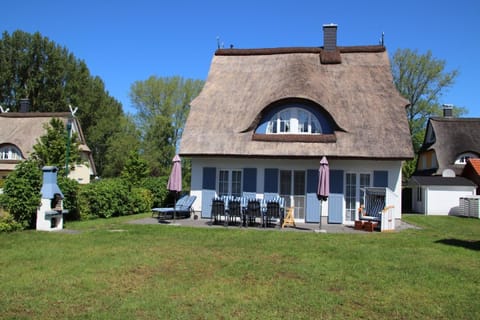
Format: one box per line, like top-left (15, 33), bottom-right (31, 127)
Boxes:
top-left (264, 168), bottom-right (278, 193)
top-left (243, 168), bottom-right (257, 192)
top-left (306, 169), bottom-right (318, 193)
top-left (330, 170), bottom-right (344, 193)
top-left (202, 167), bottom-right (216, 190)
top-left (374, 171), bottom-right (388, 187)
top-left (328, 194), bottom-right (343, 224)
top-left (201, 190), bottom-right (216, 219)
top-left (305, 170), bottom-right (320, 223)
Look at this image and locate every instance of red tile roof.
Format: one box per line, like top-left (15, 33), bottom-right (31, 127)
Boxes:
top-left (468, 159), bottom-right (480, 175)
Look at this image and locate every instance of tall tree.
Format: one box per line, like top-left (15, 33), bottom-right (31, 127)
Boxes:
top-left (129, 76), bottom-right (203, 176)
top-left (0, 30), bottom-right (125, 177)
top-left (391, 48), bottom-right (465, 178)
top-left (102, 115), bottom-right (141, 178)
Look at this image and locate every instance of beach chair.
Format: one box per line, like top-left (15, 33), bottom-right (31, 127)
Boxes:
top-left (151, 195), bottom-right (196, 220)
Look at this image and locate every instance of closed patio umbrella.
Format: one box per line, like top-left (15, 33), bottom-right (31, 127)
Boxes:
top-left (317, 156), bottom-right (330, 230)
top-left (167, 154), bottom-right (182, 220)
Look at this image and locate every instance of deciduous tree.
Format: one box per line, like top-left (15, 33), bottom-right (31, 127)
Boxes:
top-left (391, 48), bottom-right (465, 178)
top-left (129, 76), bottom-right (203, 176)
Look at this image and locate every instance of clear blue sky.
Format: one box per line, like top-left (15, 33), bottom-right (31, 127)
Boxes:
top-left (3, 0), bottom-right (479, 116)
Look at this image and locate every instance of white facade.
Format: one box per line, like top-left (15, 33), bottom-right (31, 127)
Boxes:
top-left (189, 157), bottom-right (403, 224)
top-left (413, 185), bottom-right (476, 215)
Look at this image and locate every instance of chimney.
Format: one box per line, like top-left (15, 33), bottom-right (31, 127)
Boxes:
top-left (19, 98), bottom-right (30, 112)
top-left (323, 24), bottom-right (338, 51)
top-left (442, 104), bottom-right (453, 118)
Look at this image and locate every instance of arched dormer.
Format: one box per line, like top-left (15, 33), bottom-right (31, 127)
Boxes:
top-left (0, 144), bottom-right (23, 160)
top-left (454, 151), bottom-right (479, 165)
top-left (252, 98), bottom-right (339, 142)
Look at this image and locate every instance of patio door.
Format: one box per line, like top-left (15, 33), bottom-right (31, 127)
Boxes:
top-left (280, 170), bottom-right (305, 220)
top-left (345, 173), bottom-right (371, 222)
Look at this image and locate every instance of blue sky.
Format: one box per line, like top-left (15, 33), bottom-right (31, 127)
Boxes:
top-left (3, 0), bottom-right (479, 116)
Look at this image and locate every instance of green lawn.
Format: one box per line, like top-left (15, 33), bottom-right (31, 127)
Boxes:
top-left (0, 214), bottom-right (479, 319)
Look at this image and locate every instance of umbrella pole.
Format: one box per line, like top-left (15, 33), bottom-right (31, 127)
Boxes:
top-left (319, 201), bottom-right (322, 230)
top-left (173, 192), bottom-right (177, 221)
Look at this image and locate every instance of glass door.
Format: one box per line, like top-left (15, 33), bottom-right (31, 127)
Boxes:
top-left (345, 172), bottom-right (371, 222)
top-left (280, 170), bottom-right (306, 220)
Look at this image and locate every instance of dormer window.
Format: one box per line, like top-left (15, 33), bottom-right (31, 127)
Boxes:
top-left (455, 152), bottom-right (478, 165)
top-left (0, 144), bottom-right (23, 160)
top-left (253, 99), bottom-right (338, 142)
top-left (266, 108), bottom-right (322, 134)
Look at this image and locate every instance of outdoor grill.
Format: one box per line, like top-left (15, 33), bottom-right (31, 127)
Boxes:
top-left (36, 166), bottom-right (68, 231)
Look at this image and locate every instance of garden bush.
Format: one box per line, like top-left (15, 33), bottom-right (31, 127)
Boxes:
top-left (57, 176), bottom-right (80, 221)
top-left (2, 160), bottom-right (42, 229)
top-left (78, 178), bottom-right (153, 219)
top-left (142, 176), bottom-right (170, 208)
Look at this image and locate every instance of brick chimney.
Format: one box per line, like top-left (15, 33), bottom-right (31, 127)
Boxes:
top-left (323, 24), bottom-right (338, 51)
top-left (442, 104), bottom-right (453, 117)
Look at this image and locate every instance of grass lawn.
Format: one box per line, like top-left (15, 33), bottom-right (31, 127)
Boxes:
top-left (0, 214), bottom-right (479, 319)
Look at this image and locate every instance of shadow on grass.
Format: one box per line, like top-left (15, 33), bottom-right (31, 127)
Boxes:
top-left (435, 238), bottom-right (480, 251)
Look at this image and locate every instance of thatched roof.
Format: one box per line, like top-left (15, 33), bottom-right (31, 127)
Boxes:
top-left (420, 117), bottom-right (480, 175)
top-left (0, 112), bottom-right (96, 174)
top-left (180, 45), bottom-right (413, 160)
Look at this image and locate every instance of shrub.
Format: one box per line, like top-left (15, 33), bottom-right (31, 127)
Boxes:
top-left (58, 176), bottom-right (80, 221)
top-left (2, 160), bottom-right (42, 228)
top-left (142, 176), bottom-right (170, 208)
top-left (128, 187), bottom-right (153, 215)
top-left (0, 210), bottom-right (23, 232)
top-left (77, 178), bottom-right (153, 219)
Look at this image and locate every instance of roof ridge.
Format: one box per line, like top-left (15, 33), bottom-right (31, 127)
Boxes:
top-left (0, 112), bottom-right (71, 118)
top-left (215, 45), bottom-right (385, 56)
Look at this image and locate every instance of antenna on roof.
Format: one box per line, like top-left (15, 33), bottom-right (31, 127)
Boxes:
top-left (216, 36), bottom-right (224, 49)
top-left (0, 105), bottom-right (9, 113)
top-left (380, 32), bottom-right (385, 46)
top-left (69, 104), bottom-right (78, 117)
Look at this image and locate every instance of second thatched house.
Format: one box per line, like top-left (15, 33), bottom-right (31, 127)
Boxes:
top-left (180, 25), bottom-right (413, 225)
top-left (0, 107), bottom-right (96, 184)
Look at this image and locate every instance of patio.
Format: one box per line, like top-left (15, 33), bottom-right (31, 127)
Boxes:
top-left (129, 215), bottom-right (417, 233)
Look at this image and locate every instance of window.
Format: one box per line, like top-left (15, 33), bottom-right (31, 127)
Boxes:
top-left (266, 107), bottom-right (321, 134)
top-left (455, 152), bottom-right (478, 165)
top-left (0, 145), bottom-right (22, 160)
top-left (416, 187), bottom-right (422, 202)
top-left (218, 169), bottom-right (242, 197)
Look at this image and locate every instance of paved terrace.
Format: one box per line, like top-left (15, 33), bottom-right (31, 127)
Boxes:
top-left (129, 215), bottom-right (418, 233)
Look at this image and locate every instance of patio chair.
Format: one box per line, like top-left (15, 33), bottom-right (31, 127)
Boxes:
top-left (245, 199), bottom-right (261, 227)
top-left (227, 199), bottom-right (242, 226)
top-left (264, 201), bottom-right (281, 228)
top-left (211, 198), bottom-right (226, 225)
top-left (151, 195), bottom-right (196, 220)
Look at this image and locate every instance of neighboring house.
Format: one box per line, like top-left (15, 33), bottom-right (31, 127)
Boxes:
top-left (408, 175), bottom-right (476, 215)
top-left (0, 110), bottom-right (96, 184)
top-left (462, 158), bottom-right (480, 195)
top-left (180, 25), bottom-right (413, 225)
top-left (408, 109), bottom-right (479, 215)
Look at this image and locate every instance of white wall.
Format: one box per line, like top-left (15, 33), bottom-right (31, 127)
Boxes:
top-left (425, 186), bottom-right (475, 215)
top-left (189, 157), bottom-right (404, 221)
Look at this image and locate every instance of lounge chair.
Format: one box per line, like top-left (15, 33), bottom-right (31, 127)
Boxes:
top-left (151, 195), bottom-right (197, 220)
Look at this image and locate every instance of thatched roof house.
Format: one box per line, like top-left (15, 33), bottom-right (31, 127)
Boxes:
top-left (416, 116), bottom-right (480, 176)
top-left (409, 113), bottom-right (480, 215)
top-left (0, 111), bottom-right (96, 183)
top-left (181, 25), bottom-right (413, 225)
